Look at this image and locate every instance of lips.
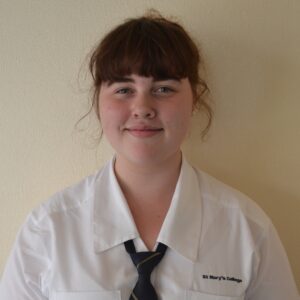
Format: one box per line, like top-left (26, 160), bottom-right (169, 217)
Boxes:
top-left (124, 125), bottom-right (163, 138)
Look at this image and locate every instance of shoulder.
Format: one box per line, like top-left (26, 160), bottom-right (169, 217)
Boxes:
top-left (193, 166), bottom-right (271, 231)
top-left (28, 161), bottom-right (111, 226)
top-left (192, 166), bottom-right (276, 264)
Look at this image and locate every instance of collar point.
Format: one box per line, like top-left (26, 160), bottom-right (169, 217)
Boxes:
top-left (94, 233), bottom-right (139, 253)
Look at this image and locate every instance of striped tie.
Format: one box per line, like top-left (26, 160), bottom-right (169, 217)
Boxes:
top-left (124, 240), bottom-right (168, 300)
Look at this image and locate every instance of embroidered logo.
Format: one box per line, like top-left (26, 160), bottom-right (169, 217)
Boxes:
top-left (202, 274), bottom-right (243, 283)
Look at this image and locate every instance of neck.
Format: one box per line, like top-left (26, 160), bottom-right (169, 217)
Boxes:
top-left (114, 151), bottom-right (182, 204)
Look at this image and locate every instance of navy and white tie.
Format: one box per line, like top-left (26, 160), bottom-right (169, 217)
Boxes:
top-left (124, 240), bottom-right (168, 300)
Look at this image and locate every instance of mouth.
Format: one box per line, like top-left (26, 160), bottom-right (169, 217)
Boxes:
top-left (124, 126), bottom-right (163, 138)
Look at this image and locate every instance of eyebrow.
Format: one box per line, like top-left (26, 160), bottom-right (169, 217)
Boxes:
top-left (106, 76), bottom-right (181, 86)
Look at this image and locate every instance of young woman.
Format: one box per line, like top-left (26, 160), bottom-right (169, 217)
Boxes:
top-left (0, 12), bottom-right (298, 300)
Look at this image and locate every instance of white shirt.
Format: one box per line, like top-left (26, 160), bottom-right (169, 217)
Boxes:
top-left (0, 157), bottom-right (298, 300)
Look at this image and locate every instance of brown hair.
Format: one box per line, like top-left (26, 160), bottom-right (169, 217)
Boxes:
top-left (88, 11), bottom-right (212, 137)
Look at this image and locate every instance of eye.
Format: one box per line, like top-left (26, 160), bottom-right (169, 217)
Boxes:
top-left (116, 88), bottom-right (132, 95)
top-left (154, 86), bottom-right (175, 95)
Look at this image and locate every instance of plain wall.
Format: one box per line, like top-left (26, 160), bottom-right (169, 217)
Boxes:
top-left (0, 0), bottom-right (299, 291)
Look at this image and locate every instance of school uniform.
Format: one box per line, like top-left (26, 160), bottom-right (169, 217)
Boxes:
top-left (0, 157), bottom-right (298, 299)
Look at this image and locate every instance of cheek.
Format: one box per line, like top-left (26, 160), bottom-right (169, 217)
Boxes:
top-left (99, 102), bottom-right (127, 132)
top-left (163, 105), bottom-right (192, 131)
top-left (100, 101), bottom-right (114, 117)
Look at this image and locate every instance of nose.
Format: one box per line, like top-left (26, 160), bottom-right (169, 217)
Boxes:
top-left (132, 94), bottom-right (156, 119)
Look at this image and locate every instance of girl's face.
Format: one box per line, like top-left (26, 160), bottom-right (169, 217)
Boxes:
top-left (99, 74), bottom-right (194, 166)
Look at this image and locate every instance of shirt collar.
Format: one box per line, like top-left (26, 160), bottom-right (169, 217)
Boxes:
top-left (157, 156), bottom-right (202, 262)
top-left (93, 157), bottom-right (139, 253)
top-left (93, 156), bottom-right (202, 262)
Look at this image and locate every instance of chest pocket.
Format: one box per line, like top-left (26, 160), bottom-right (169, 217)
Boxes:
top-left (186, 290), bottom-right (244, 300)
top-left (51, 291), bottom-right (121, 300)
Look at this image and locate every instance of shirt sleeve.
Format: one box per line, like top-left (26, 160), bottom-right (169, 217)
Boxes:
top-left (246, 222), bottom-right (299, 300)
top-left (0, 211), bottom-right (51, 300)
